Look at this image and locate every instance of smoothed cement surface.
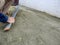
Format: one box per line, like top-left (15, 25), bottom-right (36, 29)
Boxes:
top-left (0, 6), bottom-right (60, 45)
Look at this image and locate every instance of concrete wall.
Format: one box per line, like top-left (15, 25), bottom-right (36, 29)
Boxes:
top-left (19, 0), bottom-right (60, 18)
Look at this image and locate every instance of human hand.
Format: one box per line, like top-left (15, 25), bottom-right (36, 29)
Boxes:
top-left (7, 17), bottom-right (15, 23)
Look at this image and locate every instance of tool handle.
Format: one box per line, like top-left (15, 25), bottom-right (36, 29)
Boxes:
top-left (4, 5), bottom-right (20, 31)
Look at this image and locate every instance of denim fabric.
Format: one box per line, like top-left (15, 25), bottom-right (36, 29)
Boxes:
top-left (0, 13), bottom-right (8, 23)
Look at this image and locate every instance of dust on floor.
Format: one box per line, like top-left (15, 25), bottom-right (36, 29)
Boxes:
top-left (0, 6), bottom-right (60, 45)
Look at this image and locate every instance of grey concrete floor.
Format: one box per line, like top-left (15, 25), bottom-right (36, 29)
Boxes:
top-left (0, 6), bottom-right (60, 45)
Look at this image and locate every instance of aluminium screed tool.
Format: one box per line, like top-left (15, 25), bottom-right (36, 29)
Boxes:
top-left (4, 5), bottom-right (20, 31)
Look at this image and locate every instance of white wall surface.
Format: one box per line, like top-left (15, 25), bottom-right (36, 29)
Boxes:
top-left (19, 0), bottom-right (60, 18)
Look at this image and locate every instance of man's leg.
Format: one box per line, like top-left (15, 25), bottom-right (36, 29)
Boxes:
top-left (13, 0), bottom-right (19, 6)
top-left (2, 0), bottom-right (14, 14)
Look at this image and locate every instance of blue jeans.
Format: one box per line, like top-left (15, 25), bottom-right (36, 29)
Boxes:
top-left (0, 13), bottom-right (8, 23)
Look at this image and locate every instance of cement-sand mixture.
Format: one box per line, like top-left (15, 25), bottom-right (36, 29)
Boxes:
top-left (0, 6), bottom-right (60, 45)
